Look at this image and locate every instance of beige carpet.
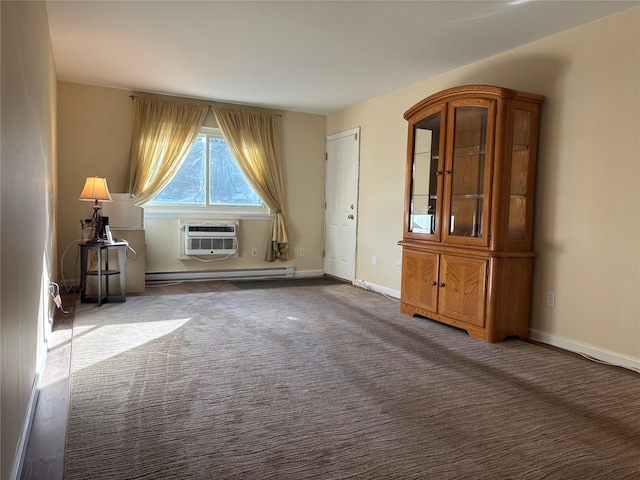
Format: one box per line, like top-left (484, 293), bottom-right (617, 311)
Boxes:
top-left (65, 284), bottom-right (640, 479)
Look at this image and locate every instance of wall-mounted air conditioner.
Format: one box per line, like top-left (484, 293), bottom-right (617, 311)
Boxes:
top-left (184, 224), bottom-right (238, 255)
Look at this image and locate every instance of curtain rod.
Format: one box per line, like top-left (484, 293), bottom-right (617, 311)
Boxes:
top-left (128, 94), bottom-right (282, 116)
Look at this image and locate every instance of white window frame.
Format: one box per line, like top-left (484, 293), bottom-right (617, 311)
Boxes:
top-left (144, 127), bottom-right (271, 221)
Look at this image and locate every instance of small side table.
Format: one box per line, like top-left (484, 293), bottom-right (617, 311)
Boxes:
top-left (79, 241), bottom-right (127, 305)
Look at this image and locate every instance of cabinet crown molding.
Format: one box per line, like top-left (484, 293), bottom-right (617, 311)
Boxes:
top-left (404, 84), bottom-right (545, 121)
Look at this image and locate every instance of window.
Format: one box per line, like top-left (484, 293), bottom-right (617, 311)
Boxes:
top-left (146, 128), bottom-right (268, 219)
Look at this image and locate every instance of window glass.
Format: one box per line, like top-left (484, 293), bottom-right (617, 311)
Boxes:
top-left (151, 136), bottom-right (206, 205)
top-left (148, 129), bottom-right (264, 216)
top-left (208, 136), bottom-right (261, 206)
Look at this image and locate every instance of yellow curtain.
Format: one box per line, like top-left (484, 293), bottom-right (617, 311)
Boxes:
top-left (212, 108), bottom-right (290, 261)
top-left (128, 98), bottom-right (208, 206)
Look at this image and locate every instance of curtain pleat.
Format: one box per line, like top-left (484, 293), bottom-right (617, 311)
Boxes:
top-left (213, 108), bottom-right (290, 261)
top-left (128, 98), bottom-right (208, 206)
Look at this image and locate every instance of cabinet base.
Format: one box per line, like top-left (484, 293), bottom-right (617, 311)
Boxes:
top-left (400, 302), bottom-right (528, 343)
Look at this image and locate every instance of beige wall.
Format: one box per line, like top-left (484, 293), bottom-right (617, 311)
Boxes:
top-left (327, 8), bottom-right (640, 363)
top-left (57, 84), bottom-right (327, 281)
top-left (57, 82), bottom-right (134, 286)
top-left (1, 1), bottom-right (58, 477)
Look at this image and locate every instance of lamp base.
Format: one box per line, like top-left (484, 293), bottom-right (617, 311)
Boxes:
top-left (84, 205), bottom-right (105, 244)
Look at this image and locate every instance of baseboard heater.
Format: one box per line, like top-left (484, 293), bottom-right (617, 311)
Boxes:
top-left (146, 267), bottom-right (294, 283)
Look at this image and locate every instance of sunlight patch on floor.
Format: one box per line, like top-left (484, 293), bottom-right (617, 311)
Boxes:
top-left (72, 318), bottom-right (192, 371)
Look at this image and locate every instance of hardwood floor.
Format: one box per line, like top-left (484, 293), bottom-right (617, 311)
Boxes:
top-left (20, 307), bottom-right (73, 480)
top-left (20, 281), bottom-right (236, 480)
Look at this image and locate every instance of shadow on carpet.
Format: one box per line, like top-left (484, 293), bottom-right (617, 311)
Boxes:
top-left (230, 275), bottom-right (347, 290)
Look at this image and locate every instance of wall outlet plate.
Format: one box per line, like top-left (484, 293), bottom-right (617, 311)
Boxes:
top-left (546, 291), bottom-right (555, 307)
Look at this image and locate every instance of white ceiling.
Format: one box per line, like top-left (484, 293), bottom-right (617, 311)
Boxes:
top-left (45, 1), bottom-right (637, 115)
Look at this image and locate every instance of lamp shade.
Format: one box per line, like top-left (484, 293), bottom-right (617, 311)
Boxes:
top-left (78, 177), bottom-right (113, 202)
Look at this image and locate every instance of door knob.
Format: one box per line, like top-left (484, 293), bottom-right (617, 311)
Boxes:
top-left (440, 282), bottom-right (446, 287)
top-left (350, 204), bottom-right (355, 209)
top-left (348, 214), bottom-right (354, 219)
top-left (431, 281), bottom-right (437, 286)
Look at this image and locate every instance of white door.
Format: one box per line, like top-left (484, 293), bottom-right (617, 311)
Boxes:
top-left (324, 127), bottom-right (360, 281)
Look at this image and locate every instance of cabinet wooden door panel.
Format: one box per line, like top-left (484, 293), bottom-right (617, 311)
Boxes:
top-left (438, 255), bottom-right (487, 326)
top-left (401, 249), bottom-right (438, 313)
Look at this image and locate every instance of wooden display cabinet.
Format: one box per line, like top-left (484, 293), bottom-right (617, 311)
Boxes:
top-left (399, 85), bottom-right (544, 342)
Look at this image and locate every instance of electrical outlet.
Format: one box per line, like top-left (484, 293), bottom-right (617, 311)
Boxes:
top-left (371, 255), bottom-right (377, 265)
top-left (546, 291), bottom-right (555, 307)
top-left (299, 248), bottom-right (305, 257)
top-left (251, 248), bottom-right (258, 257)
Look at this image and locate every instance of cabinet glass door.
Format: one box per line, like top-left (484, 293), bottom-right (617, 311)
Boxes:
top-left (444, 101), bottom-right (494, 244)
top-left (409, 110), bottom-right (444, 237)
top-left (508, 107), bottom-right (533, 242)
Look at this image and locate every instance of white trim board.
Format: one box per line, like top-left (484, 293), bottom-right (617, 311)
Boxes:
top-left (10, 358), bottom-right (45, 480)
top-left (529, 329), bottom-right (640, 373)
top-left (353, 279), bottom-right (401, 300)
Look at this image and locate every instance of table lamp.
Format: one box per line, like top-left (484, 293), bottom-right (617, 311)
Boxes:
top-left (79, 176), bottom-right (113, 243)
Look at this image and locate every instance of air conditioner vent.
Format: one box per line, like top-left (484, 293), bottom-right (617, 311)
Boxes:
top-left (184, 224), bottom-right (238, 255)
top-left (186, 224), bottom-right (236, 237)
